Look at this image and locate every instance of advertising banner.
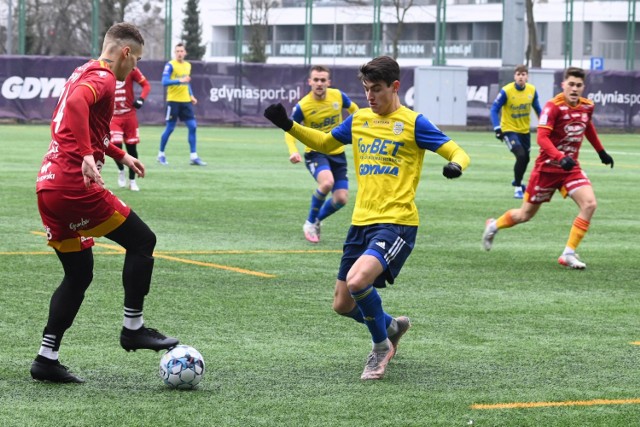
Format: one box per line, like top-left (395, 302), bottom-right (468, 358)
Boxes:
top-left (1, 56), bottom-right (639, 130)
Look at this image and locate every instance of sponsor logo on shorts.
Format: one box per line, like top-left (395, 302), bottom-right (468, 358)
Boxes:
top-left (69, 218), bottom-right (90, 231)
top-left (37, 173), bottom-right (55, 182)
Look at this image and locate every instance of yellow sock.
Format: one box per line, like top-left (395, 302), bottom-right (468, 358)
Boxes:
top-left (495, 210), bottom-right (516, 230)
top-left (565, 217), bottom-right (590, 251)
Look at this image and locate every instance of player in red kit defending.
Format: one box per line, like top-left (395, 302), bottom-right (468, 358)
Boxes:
top-left (111, 67), bottom-right (150, 191)
top-left (31, 23), bottom-right (178, 384)
top-left (482, 67), bottom-right (614, 269)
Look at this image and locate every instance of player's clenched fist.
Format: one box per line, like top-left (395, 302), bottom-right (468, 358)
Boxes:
top-left (264, 103), bottom-right (293, 131)
top-left (442, 162), bottom-right (463, 179)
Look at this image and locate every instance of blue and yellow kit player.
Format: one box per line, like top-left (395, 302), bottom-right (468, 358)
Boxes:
top-left (157, 43), bottom-right (206, 166)
top-left (490, 64), bottom-right (541, 198)
top-left (265, 56), bottom-right (470, 380)
top-left (285, 65), bottom-right (358, 243)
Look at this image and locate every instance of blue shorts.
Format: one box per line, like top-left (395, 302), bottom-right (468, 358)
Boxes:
top-left (304, 151), bottom-right (349, 191)
top-left (503, 132), bottom-right (531, 153)
top-left (165, 101), bottom-right (196, 123)
top-left (337, 223), bottom-right (417, 288)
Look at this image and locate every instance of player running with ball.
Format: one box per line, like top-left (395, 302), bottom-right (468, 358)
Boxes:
top-left (265, 56), bottom-right (470, 380)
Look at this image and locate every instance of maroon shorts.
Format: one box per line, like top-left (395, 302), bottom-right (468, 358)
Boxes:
top-left (526, 168), bottom-right (592, 204)
top-left (110, 114), bottom-right (140, 145)
top-left (37, 187), bottom-right (131, 252)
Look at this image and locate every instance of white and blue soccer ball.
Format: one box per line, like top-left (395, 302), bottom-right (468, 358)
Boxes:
top-left (159, 345), bottom-right (205, 389)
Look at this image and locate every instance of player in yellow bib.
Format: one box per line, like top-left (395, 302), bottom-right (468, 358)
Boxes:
top-left (490, 65), bottom-right (541, 198)
top-left (157, 43), bottom-right (206, 166)
top-left (284, 66), bottom-right (358, 243)
top-left (265, 56), bottom-right (470, 380)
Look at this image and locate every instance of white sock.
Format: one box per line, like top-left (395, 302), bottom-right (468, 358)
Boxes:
top-left (38, 346), bottom-right (59, 361)
top-left (563, 247), bottom-right (575, 256)
top-left (123, 307), bottom-right (143, 330)
top-left (158, 151), bottom-right (165, 157)
top-left (38, 332), bottom-right (59, 360)
top-left (386, 318), bottom-right (399, 337)
top-left (190, 152), bottom-right (198, 160)
top-left (372, 338), bottom-right (391, 352)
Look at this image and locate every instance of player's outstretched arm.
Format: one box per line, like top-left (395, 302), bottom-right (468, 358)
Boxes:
top-left (264, 103), bottom-right (342, 154)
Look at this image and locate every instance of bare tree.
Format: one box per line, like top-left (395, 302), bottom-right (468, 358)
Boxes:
top-left (244, 0), bottom-right (277, 63)
top-left (4, 0), bottom-right (165, 59)
top-left (343, 0), bottom-right (415, 60)
top-left (525, 0), bottom-right (542, 68)
top-left (126, 0), bottom-right (167, 60)
top-left (387, 0), bottom-right (415, 59)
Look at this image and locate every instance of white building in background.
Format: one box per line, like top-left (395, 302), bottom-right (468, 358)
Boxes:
top-left (171, 0), bottom-right (638, 70)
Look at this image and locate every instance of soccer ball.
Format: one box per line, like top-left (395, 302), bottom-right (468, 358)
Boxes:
top-left (159, 345), bottom-right (205, 389)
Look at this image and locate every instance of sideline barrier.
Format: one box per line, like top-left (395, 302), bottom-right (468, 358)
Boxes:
top-left (1, 56), bottom-right (639, 129)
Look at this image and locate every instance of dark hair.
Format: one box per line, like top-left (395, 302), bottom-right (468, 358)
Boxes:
top-left (358, 56), bottom-right (400, 87)
top-left (105, 22), bottom-right (144, 46)
top-left (514, 64), bottom-right (528, 74)
top-left (310, 65), bottom-right (330, 77)
top-left (564, 66), bottom-right (586, 80)
top-left (176, 43), bottom-right (185, 49)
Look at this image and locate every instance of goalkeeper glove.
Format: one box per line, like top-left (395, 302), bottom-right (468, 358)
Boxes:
top-left (559, 156), bottom-right (576, 171)
top-left (597, 150), bottom-right (614, 168)
top-left (442, 162), bottom-right (463, 179)
top-left (264, 103), bottom-right (293, 131)
top-left (494, 128), bottom-right (504, 141)
top-left (133, 97), bottom-right (145, 109)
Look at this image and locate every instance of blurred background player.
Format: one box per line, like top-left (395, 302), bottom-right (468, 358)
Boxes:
top-left (157, 43), bottom-right (206, 166)
top-left (111, 66), bottom-right (150, 191)
top-left (265, 56), bottom-right (470, 380)
top-left (31, 23), bottom-right (178, 384)
top-left (285, 65), bottom-right (359, 243)
top-left (490, 65), bottom-right (542, 199)
top-left (482, 67), bottom-right (614, 269)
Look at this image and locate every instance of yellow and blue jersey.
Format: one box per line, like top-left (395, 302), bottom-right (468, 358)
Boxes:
top-left (162, 60), bottom-right (192, 102)
top-left (285, 88), bottom-right (357, 156)
top-left (331, 106), bottom-right (452, 226)
top-left (490, 82), bottom-right (541, 133)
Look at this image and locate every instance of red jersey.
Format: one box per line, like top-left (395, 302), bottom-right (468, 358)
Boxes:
top-left (37, 60), bottom-right (125, 192)
top-left (534, 93), bottom-right (603, 173)
top-left (113, 67), bottom-right (151, 117)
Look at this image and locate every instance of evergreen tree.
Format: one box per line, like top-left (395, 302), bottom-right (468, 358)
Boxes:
top-left (180, 0), bottom-right (206, 60)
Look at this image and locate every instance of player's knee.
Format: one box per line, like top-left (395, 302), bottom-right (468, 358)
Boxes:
top-left (67, 268), bottom-right (93, 292)
top-left (137, 228), bottom-right (156, 256)
top-left (582, 198), bottom-right (597, 215)
top-left (345, 274), bottom-right (369, 293)
top-left (318, 180), bottom-right (334, 194)
top-left (513, 145), bottom-right (527, 160)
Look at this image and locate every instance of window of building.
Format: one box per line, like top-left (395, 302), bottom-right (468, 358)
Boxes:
top-left (583, 21), bottom-right (592, 55)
